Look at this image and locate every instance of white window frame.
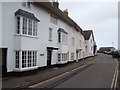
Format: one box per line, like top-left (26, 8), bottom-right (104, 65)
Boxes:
top-left (15, 51), bottom-right (37, 69)
top-left (16, 16), bottom-right (38, 37)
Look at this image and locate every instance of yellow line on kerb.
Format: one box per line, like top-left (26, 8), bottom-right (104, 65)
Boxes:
top-left (110, 59), bottom-right (118, 90)
top-left (29, 59), bottom-right (96, 88)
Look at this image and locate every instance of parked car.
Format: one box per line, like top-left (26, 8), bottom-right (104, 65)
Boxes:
top-left (111, 50), bottom-right (120, 58)
top-left (104, 51), bottom-right (111, 55)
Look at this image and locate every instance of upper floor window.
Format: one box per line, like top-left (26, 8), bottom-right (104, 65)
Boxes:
top-left (49, 28), bottom-right (52, 41)
top-left (50, 15), bottom-right (58, 25)
top-left (72, 37), bottom-right (75, 46)
top-left (22, 0), bottom-right (31, 8)
top-left (58, 28), bottom-right (68, 44)
top-left (15, 9), bottom-right (39, 37)
top-left (16, 17), bottom-right (38, 37)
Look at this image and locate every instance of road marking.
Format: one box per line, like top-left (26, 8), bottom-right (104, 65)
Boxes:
top-left (110, 59), bottom-right (118, 90)
top-left (29, 59), bottom-right (96, 88)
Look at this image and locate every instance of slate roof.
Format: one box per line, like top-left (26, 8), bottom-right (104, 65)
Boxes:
top-left (33, 2), bottom-right (84, 35)
top-left (15, 9), bottom-right (40, 22)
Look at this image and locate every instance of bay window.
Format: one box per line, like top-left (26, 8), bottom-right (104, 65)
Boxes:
top-left (58, 28), bottom-right (68, 44)
top-left (16, 16), bottom-right (38, 37)
top-left (15, 9), bottom-right (39, 37)
top-left (15, 51), bottom-right (37, 69)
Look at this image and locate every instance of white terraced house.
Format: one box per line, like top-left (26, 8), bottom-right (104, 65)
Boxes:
top-left (83, 30), bottom-right (97, 57)
top-left (0, 1), bottom-right (97, 77)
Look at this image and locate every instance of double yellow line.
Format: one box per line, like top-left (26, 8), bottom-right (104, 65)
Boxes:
top-left (29, 59), bottom-right (96, 88)
top-left (110, 59), bottom-right (119, 90)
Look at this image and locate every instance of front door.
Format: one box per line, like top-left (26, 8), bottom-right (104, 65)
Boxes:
top-left (0, 48), bottom-right (7, 77)
top-left (47, 50), bottom-right (52, 67)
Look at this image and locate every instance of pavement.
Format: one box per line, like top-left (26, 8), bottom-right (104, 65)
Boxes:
top-left (2, 55), bottom-right (97, 89)
top-left (28, 53), bottom-right (118, 89)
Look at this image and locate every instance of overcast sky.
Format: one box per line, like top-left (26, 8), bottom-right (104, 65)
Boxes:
top-left (59, 1), bottom-right (118, 49)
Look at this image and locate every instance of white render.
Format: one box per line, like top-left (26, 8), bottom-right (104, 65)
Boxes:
top-left (85, 34), bottom-right (95, 57)
top-left (1, 2), bottom-right (96, 73)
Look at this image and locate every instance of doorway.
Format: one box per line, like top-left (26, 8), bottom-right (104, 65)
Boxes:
top-left (0, 48), bottom-right (7, 77)
top-left (47, 50), bottom-right (52, 67)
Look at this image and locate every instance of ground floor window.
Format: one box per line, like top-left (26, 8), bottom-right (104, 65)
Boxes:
top-left (58, 53), bottom-right (67, 62)
top-left (15, 51), bottom-right (37, 68)
top-left (71, 53), bottom-right (74, 60)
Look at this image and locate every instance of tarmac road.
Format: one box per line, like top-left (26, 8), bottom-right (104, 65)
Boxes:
top-left (33, 53), bottom-right (118, 88)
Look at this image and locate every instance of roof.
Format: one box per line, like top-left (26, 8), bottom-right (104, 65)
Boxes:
top-left (15, 9), bottom-right (40, 22)
top-left (33, 2), bottom-right (84, 35)
top-left (83, 30), bottom-right (95, 41)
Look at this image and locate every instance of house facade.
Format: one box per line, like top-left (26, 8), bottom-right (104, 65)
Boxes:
top-left (1, 1), bottom-right (96, 76)
top-left (83, 30), bottom-right (97, 57)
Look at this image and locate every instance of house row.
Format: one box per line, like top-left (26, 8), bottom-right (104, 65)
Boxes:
top-left (0, 1), bottom-right (97, 76)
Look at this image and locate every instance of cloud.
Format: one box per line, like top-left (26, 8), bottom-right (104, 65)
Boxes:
top-left (59, 2), bottom-right (118, 49)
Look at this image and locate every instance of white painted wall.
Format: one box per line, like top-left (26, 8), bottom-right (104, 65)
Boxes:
top-left (85, 34), bottom-right (94, 57)
top-left (2, 2), bottom-right (90, 72)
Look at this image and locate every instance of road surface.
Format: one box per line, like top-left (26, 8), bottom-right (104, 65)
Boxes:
top-left (29, 53), bottom-right (118, 88)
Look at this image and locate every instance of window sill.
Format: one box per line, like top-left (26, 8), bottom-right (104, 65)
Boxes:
top-left (14, 34), bottom-right (39, 39)
top-left (14, 66), bottom-right (38, 72)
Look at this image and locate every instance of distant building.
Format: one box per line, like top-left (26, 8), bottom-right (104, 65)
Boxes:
top-left (83, 30), bottom-right (97, 57)
top-left (98, 47), bottom-right (116, 53)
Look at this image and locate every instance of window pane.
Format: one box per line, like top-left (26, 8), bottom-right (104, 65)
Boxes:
top-left (28, 51), bottom-right (32, 67)
top-left (22, 51), bottom-right (27, 68)
top-left (17, 17), bottom-right (20, 34)
top-left (33, 21), bottom-right (37, 36)
top-left (28, 19), bottom-right (32, 35)
top-left (58, 32), bottom-right (61, 42)
top-left (22, 17), bottom-right (27, 34)
top-left (15, 51), bottom-right (19, 68)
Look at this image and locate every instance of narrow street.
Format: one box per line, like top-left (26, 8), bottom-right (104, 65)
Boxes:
top-left (30, 53), bottom-right (118, 88)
